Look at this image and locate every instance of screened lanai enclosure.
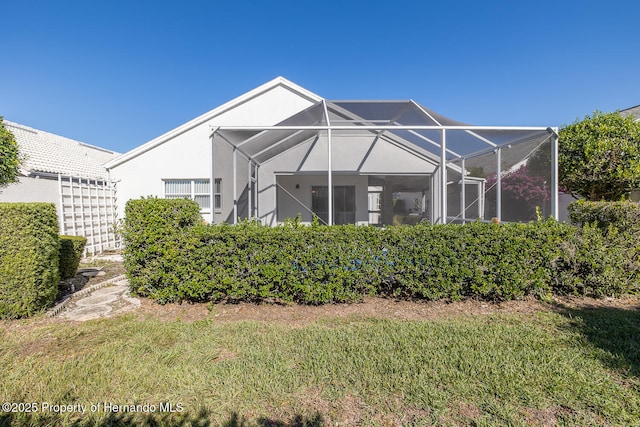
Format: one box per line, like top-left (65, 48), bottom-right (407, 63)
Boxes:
top-left (210, 100), bottom-right (558, 226)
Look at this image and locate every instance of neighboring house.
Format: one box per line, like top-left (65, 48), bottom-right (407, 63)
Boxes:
top-left (0, 121), bottom-right (121, 255)
top-left (105, 77), bottom-right (559, 226)
top-left (621, 105), bottom-right (640, 202)
top-left (620, 105), bottom-right (640, 120)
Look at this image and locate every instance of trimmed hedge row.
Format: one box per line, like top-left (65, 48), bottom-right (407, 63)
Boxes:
top-left (59, 235), bottom-right (87, 280)
top-left (123, 199), bottom-right (640, 304)
top-left (569, 199), bottom-right (640, 231)
top-left (0, 203), bottom-right (59, 319)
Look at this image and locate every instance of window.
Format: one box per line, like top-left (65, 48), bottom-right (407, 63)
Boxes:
top-left (311, 185), bottom-right (356, 225)
top-left (368, 185), bottom-right (383, 225)
top-left (164, 179), bottom-right (211, 211)
top-left (213, 178), bottom-right (222, 211)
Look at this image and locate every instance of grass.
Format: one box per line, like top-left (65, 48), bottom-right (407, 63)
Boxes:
top-left (1, 304), bottom-right (639, 426)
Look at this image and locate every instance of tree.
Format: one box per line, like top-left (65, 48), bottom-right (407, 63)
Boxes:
top-left (486, 165), bottom-right (550, 221)
top-left (0, 117), bottom-right (21, 187)
top-left (559, 111), bottom-right (640, 201)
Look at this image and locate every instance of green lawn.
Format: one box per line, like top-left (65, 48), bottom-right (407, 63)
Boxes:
top-left (1, 303), bottom-right (639, 426)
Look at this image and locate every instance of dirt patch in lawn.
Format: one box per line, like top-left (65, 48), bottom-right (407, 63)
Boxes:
top-left (136, 294), bottom-right (640, 326)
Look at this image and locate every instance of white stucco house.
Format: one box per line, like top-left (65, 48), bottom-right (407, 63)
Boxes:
top-left (105, 77), bottom-right (559, 226)
top-left (6, 79), bottom-right (634, 254)
top-left (0, 120), bottom-right (120, 255)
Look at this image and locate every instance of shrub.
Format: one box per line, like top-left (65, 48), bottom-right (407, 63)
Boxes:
top-left (123, 198), bottom-right (640, 304)
top-left (553, 223), bottom-right (640, 296)
top-left (0, 203), bottom-right (59, 318)
top-left (59, 235), bottom-right (87, 280)
top-left (563, 200), bottom-right (640, 296)
top-left (123, 199), bottom-right (579, 304)
top-left (568, 199), bottom-right (640, 231)
top-left (0, 116), bottom-right (21, 187)
top-left (122, 197), bottom-right (202, 297)
top-left (122, 197), bottom-right (203, 241)
top-left (559, 111), bottom-right (640, 201)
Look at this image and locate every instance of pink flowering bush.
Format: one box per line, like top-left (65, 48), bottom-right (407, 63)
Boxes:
top-left (486, 165), bottom-right (550, 221)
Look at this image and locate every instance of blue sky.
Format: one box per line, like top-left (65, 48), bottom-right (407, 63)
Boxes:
top-left (1, 0), bottom-right (638, 153)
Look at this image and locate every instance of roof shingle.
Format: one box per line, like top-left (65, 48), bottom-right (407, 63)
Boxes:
top-left (4, 121), bottom-right (119, 180)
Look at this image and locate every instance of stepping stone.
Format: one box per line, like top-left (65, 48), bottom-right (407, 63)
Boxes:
top-left (52, 276), bottom-right (140, 321)
top-left (75, 293), bottom-right (120, 307)
top-left (62, 305), bottom-right (112, 321)
top-left (92, 285), bottom-right (128, 296)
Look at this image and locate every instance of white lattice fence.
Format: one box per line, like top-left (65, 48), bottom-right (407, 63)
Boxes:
top-left (58, 175), bottom-right (119, 256)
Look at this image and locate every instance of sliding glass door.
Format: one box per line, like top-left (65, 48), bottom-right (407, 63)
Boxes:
top-left (311, 186), bottom-right (356, 225)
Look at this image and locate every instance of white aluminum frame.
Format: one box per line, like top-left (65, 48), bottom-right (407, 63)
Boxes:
top-left (210, 120), bottom-right (558, 225)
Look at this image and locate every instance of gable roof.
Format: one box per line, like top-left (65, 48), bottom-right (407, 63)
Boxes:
top-left (4, 120), bottom-right (119, 180)
top-left (620, 105), bottom-right (640, 120)
top-left (104, 76), bottom-right (322, 169)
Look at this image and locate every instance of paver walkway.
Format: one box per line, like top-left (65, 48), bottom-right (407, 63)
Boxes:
top-left (58, 276), bottom-right (140, 321)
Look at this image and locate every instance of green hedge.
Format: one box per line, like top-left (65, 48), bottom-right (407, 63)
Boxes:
top-left (565, 200), bottom-right (640, 295)
top-left (123, 197), bottom-right (202, 293)
top-left (554, 223), bottom-right (640, 296)
top-left (123, 199), bottom-right (640, 305)
top-left (568, 199), bottom-right (640, 231)
top-left (59, 235), bottom-right (87, 280)
top-left (0, 203), bottom-right (60, 318)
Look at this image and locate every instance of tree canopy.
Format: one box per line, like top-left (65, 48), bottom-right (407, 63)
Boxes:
top-left (559, 111), bottom-right (640, 201)
top-left (0, 117), bottom-right (21, 187)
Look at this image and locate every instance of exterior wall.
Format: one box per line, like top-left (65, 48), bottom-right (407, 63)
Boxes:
top-left (255, 133), bottom-right (440, 225)
top-left (292, 133), bottom-right (438, 174)
top-left (558, 191), bottom-right (577, 223)
top-left (0, 175), bottom-right (118, 255)
top-left (107, 80), bottom-right (455, 227)
top-left (276, 174), bottom-right (369, 224)
top-left (109, 123), bottom-right (213, 220)
top-left (215, 132), bottom-right (251, 224)
top-left (108, 83), bottom-right (318, 221)
top-left (431, 167), bottom-right (444, 223)
top-left (0, 176), bottom-right (61, 222)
